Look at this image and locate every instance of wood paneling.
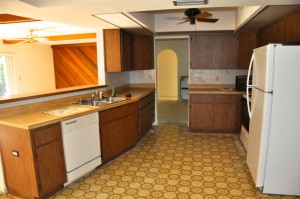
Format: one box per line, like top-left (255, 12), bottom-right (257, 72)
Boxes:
top-left (239, 32), bottom-right (257, 69)
top-left (52, 43), bottom-right (98, 89)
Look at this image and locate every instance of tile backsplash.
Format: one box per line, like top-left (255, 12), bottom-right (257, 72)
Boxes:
top-left (129, 70), bottom-right (155, 84)
top-left (190, 69), bottom-right (248, 84)
top-left (105, 72), bottom-right (130, 88)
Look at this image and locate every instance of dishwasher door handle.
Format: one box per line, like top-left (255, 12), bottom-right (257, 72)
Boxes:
top-left (65, 121), bottom-right (77, 125)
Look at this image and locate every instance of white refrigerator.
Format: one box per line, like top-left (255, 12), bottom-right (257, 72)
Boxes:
top-left (246, 44), bottom-right (300, 196)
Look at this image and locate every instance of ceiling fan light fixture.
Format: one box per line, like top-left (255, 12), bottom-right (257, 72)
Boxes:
top-left (173, 0), bottom-right (208, 6)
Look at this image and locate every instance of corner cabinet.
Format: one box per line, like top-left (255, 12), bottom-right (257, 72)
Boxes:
top-left (99, 102), bottom-right (139, 162)
top-left (285, 8), bottom-right (300, 44)
top-left (103, 29), bottom-right (133, 72)
top-left (190, 34), bottom-right (238, 69)
top-left (0, 123), bottom-right (67, 199)
top-left (189, 94), bottom-right (242, 132)
top-left (133, 35), bottom-right (154, 70)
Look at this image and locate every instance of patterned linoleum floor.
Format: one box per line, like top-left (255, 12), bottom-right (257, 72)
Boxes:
top-left (1, 124), bottom-right (299, 199)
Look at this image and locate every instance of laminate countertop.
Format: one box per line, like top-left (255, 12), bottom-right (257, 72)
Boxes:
top-left (0, 88), bottom-right (155, 130)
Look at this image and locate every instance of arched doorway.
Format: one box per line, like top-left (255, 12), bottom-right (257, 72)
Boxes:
top-left (157, 49), bottom-right (178, 100)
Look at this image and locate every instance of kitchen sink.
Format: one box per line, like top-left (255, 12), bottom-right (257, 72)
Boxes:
top-left (78, 97), bottom-right (127, 107)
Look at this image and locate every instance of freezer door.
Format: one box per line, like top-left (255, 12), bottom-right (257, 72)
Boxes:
top-left (247, 87), bottom-right (273, 188)
top-left (252, 44), bottom-right (280, 92)
top-left (263, 46), bottom-right (300, 196)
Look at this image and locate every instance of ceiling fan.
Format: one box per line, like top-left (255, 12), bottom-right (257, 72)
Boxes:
top-left (2, 29), bottom-right (97, 44)
top-left (166, 8), bottom-right (219, 24)
top-left (3, 29), bottom-right (48, 44)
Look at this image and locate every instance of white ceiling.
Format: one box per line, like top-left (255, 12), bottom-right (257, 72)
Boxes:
top-left (0, 0), bottom-right (299, 42)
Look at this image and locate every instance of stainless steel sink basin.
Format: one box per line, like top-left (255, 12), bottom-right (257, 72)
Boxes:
top-left (78, 97), bottom-right (127, 107)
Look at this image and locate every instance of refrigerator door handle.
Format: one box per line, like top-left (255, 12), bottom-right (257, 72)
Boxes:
top-left (247, 53), bottom-right (254, 118)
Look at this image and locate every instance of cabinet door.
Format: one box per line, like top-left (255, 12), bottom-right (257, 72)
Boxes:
top-left (99, 103), bottom-right (138, 162)
top-left (239, 32), bottom-right (257, 69)
top-left (190, 34), bottom-right (214, 69)
top-left (189, 94), bottom-right (214, 130)
top-left (214, 95), bottom-right (240, 131)
top-left (104, 29), bottom-right (122, 72)
top-left (212, 35), bottom-right (223, 68)
top-left (134, 35), bottom-right (154, 70)
top-left (100, 113), bottom-right (138, 162)
top-left (190, 103), bottom-right (214, 130)
top-left (121, 31), bottom-right (133, 71)
top-left (32, 123), bottom-right (67, 197)
top-left (139, 100), bottom-right (155, 138)
top-left (286, 9), bottom-right (300, 43)
top-left (223, 35), bottom-right (238, 68)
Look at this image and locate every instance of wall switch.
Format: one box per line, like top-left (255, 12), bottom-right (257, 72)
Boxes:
top-left (12, 150), bottom-right (19, 157)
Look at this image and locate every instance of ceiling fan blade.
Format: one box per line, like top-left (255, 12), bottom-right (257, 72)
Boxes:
top-left (2, 39), bottom-right (26, 44)
top-left (197, 18), bottom-right (219, 23)
top-left (165, 16), bottom-right (188, 20)
top-left (194, 12), bottom-right (213, 19)
top-left (177, 20), bottom-right (190, 25)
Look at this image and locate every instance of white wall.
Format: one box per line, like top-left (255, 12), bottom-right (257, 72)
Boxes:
top-left (0, 42), bottom-right (55, 94)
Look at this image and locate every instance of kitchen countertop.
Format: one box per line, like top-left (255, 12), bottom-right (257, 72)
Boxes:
top-left (188, 84), bottom-right (242, 95)
top-left (0, 88), bottom-right (155, 130)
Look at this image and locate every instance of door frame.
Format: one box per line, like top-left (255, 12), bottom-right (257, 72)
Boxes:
top-left (153, 35), bottom-right (190, 125)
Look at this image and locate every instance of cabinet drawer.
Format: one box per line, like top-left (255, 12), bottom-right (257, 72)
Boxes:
top-left (32, 123), bottom-right (62, 147)
top-left (99, 102), bottom-right (138, 124)
top-left (139, 92), bottom-right (155, 109)
top-left (215, 95), bottom-right (237, 103)
top-left (190, 95), bottom-right (214, 103)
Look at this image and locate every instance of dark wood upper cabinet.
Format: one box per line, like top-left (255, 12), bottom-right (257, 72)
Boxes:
top-left (190, 34), bottom-right (238, 69)
top-left (103, 29), bottom-right (133, 72)
top-left (239, 32), bottom-right (257, 69)
top-left (258, 18), bottom-right (286, 47)
top-left (286, 8), bottom-right (300, 44)
top-left (133, 35), bottom-right (154, 70)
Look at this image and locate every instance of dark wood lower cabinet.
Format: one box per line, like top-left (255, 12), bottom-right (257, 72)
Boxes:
top-left (0, 123), bottom-right (67, 199)
top-left (189, 94), bottom-right (242, 132)
top-left (99, 102), bottom-right (139, 162)
top-left (139, 92), bottom-right (155, 138)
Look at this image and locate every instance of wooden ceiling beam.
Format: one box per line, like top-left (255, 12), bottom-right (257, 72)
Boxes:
top-left (0, 14), bottom-right (39, 24)
top-left (46, 33), bottom-right (97, 41)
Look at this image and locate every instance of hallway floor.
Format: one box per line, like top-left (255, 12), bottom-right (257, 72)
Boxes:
top-left (157, 100), bottom-right (188, 124)
top-left (1, 124), bottom-right (298, 199)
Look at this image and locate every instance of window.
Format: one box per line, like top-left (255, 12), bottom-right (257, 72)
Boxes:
top-left (0, 55), bottom-right (16, 96)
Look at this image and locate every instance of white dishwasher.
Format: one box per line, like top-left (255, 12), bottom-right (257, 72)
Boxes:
top-left (61, 112), bottom-right (101, 185)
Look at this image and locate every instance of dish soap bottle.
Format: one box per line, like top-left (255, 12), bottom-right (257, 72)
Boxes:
top-left (112, 86), bottom-right (116, 97)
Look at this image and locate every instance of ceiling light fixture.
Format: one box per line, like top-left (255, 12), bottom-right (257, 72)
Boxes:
top-left (173, 0), bottom-right (208, 6)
